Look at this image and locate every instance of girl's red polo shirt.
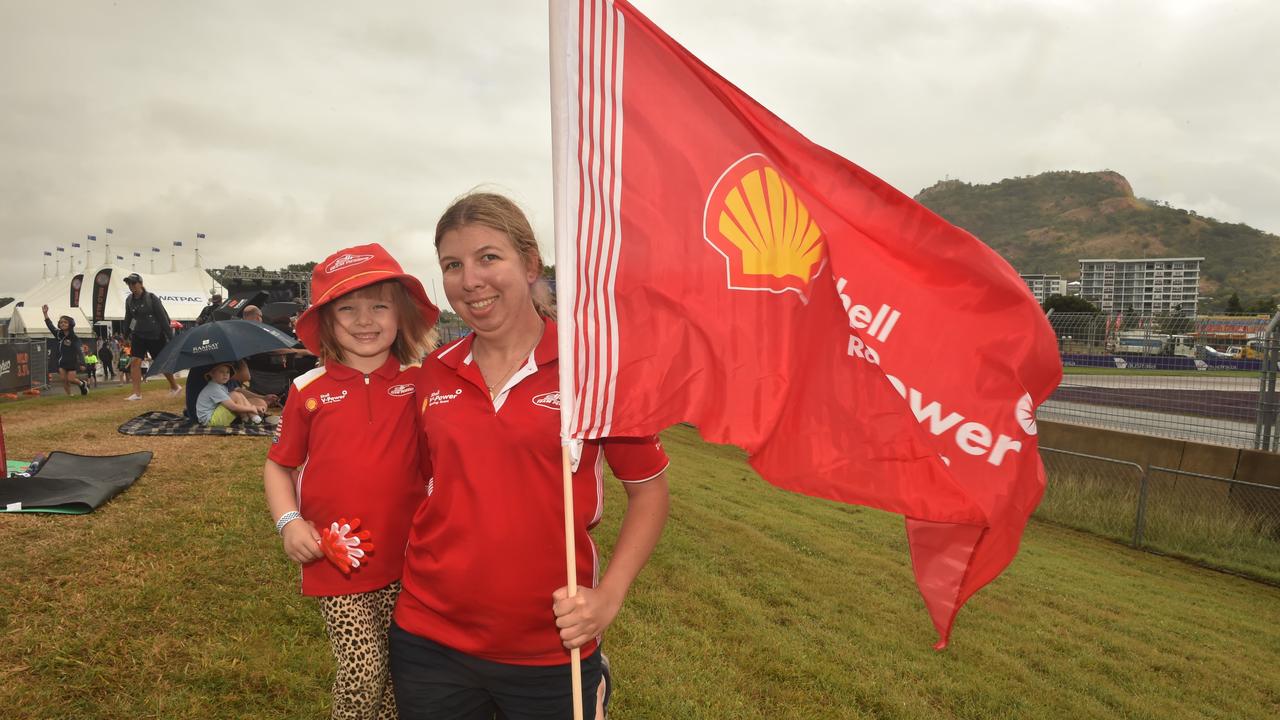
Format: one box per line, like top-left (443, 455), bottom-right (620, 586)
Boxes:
top-left (268, 355), bottom-right (426, 596)
top-left (396, 320), bottom-right (669, 666)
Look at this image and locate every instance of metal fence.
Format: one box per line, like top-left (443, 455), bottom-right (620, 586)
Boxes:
top-left (1042, 311), bottom-right (1280, 450)
top-left (1039, 447), bottom-right (1280, 584)
top-left (0, 337), bottom-right (49, 395)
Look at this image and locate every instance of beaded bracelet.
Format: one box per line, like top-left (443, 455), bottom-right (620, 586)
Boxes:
top-left (275, 510), bottom-right (302, 535)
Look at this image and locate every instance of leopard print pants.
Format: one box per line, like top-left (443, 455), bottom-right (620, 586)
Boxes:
top-left (317, 581), bottom-right (401, 720)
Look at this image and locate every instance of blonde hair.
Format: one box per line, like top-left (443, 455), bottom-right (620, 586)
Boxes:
top-left (434, 192), bottom-right (555, 318)
top-left (315, 280), bottom-right (436, 365)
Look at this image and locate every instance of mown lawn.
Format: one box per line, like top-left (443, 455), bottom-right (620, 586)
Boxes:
top-left (1, 385), bottom-right (1278, 719)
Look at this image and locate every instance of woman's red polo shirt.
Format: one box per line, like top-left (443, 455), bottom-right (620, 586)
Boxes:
top-left (396, 321), bottom-right (669, 666)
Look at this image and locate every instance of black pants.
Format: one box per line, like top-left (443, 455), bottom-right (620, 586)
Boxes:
top-left (389, 622), bottom-right (601, 720)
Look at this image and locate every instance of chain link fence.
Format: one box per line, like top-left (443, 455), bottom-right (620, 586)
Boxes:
top-left (1039, 447), bottom-right (1280, 584)
top-left (1042, 311), bottom-right (1280, 450)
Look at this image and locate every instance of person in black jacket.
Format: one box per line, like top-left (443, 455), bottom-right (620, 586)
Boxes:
top-left (121, 273), bottom-right (181, 401)
top-left (41, 305), bottom-right (88, 396)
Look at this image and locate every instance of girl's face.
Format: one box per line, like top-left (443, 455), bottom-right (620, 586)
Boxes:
top-left (330, 286), bottom-right (399, 368)
top-left (438, 224), bottom-right (537, 335)
top-left (57, 318), bottom-right (69, 331)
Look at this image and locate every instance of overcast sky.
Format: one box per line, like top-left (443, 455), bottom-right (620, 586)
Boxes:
top-left (3, 0), bottom-right (1277, 309)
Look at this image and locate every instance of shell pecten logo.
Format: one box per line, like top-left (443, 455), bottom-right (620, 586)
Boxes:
top-left (704, 153), bottom-right (827, 300)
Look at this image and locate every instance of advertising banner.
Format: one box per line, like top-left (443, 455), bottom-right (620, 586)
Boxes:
top-left (92, 268), bottom-right (112, 322)
top-left (70, 274), bottom-right (84, 307)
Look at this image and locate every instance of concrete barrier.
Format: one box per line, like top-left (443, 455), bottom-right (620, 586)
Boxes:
top-left (1040, 419), bottom-right (1280, 483)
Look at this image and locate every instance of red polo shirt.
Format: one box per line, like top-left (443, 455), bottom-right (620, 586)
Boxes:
top-left (395, 320), bottom-right (669, 666)
top-left (268, 354), bottom-right (426, 596)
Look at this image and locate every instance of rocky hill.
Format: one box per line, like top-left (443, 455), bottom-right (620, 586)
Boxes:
top-left (914, 170), bottom-right (1280, 307)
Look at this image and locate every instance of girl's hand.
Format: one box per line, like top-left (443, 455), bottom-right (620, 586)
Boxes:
top-left (41, 305), bottom-right (49, 315)
top-left (280, 519), bottom-right (323, 565)
top-left (552, 585), bottom-right (623, 650)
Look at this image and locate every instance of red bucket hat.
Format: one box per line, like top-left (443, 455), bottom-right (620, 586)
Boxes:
top-left (294, 243), bottom-right (439, 353)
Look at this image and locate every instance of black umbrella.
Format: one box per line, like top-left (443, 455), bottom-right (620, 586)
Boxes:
top-left (146, 319), bottom-right (299, 377)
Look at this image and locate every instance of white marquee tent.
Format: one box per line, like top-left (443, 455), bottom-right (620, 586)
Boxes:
top-left (6, 305), bottom-right (92, 338)
top-left (4, 261), bottom-right (225, 335)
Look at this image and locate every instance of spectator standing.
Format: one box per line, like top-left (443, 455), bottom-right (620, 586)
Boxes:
top-left (121, 273), bottom-right (182, 401)
top-left (196, 293), bottom-right (223, 325)
top-left (83, 348), bottom-right (99, 388)
top-left (97, 336), bottom-right (115, 383)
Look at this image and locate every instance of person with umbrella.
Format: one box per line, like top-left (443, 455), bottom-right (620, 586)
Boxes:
top-left (122, 273), bottom-right (181, 401)
top-left (143, 317), bottom-right (300, 423)
top-left (195, 362), bottom-right (267, 426)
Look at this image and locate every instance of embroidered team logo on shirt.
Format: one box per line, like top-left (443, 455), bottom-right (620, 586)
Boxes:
top-left (532, 391), bottom-right (560, 411)
top-left (427, 388), bottom-right (463, 407)
top-left (321, 390), bottom-right (348, 405)
top-left (387, 384), bottom-right (414, 398)
top-left (305, 398), bottom-right (319, 412)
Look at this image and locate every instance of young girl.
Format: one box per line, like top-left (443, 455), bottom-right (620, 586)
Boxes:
top-left (41, 305), bottom-right (88, 396)
top-left (264, 243), bottom-right (438, 720)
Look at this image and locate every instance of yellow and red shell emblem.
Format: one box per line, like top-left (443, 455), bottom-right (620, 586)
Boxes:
top-left (304, 397), bottom-right (319, 412)
top-left (703, 154), bottom-right (826, 299)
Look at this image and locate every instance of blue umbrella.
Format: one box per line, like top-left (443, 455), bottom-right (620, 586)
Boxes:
top-left (146, 319), bottom-right (299, 377)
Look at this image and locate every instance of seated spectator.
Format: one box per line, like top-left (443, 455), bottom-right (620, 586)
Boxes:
top-left (196, 362), bottom-right (267, 426)
top-left (242, 304), bottom-right (264, 323)
top-left (185, 360), bottom-right (278, 422)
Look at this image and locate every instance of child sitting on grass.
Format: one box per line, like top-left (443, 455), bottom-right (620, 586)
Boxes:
top-left (196, 362), bottom-right (267, 426)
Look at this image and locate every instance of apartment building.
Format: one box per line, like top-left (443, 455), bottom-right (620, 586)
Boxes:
top-left (1078, 257), bottom-right (1203, 316)
top-left (1019, 273), bottom-right (1068, 304)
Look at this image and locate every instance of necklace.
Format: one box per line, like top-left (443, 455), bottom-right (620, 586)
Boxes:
top-left (479, 329), bottom-right (544, 395)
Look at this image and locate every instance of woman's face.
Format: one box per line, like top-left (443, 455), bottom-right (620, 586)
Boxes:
top-left (438, 224), bottom-right (537, 335)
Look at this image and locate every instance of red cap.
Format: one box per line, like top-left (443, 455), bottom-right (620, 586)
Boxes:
top-left (295, 243), bottom-right (439, 353)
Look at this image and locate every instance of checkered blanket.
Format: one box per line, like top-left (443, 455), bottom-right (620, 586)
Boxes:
top-left (117, 411), bottom-right (274, 437)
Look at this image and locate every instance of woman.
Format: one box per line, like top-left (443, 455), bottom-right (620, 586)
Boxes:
top-left (391, 193), bottom-right (670, 719)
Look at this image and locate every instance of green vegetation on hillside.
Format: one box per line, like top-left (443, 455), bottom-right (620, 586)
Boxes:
top-left (915, 170), bottom-right (1280, 310)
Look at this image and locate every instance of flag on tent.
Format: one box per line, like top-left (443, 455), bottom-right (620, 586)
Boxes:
top-left (133, 252), bottom-right (141, 258)
top-left (116, 255), bottom-right (124, 261)
top-left (72, 242), bottom-right (81, 248)
top-left (550, 0), bottom-right (1061, 648)
top-left (43, 251), bottom-right (52, 257)
top-left (151, 247), bottom-right (160, 253)
top-left (56, 247), bottom-right (65, 252)
top-left (88, 235), bottom-right (97, 241)
top-left (196, 232), bottom-right (206, 239)
top-left (174, 241), bottom-right (184, 247)
top-left (106, 228), bottom-right (113, 234)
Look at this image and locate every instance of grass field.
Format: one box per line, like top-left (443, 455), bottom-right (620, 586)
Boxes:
top-left (2, 384), bottom-right (1279, 719)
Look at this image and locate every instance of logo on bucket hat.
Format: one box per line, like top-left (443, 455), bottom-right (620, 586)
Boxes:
top-left (325, 253), bottom-right (375, 274)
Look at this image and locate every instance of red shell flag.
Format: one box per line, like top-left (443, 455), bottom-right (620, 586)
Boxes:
top-left (550, 0), bottom-right (1062, 647)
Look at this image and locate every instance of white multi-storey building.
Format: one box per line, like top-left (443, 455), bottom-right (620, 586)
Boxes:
top-left (1019, 274), bottom-right (1069, 304)
top-left (1078, 257), bottom-right (1203, 316)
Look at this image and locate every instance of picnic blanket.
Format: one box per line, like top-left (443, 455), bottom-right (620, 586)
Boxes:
top-left (0, 450), bottom-right (153, 514)
top-left (118, 411), bottom-right (274, 437)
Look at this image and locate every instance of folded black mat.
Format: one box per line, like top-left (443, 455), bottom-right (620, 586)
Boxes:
top-left (117, 411), bottom-right (274, 437)
top-left (0, 450), bottom-right (153, 514)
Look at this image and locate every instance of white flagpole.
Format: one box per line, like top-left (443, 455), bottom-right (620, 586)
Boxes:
top-left (550, 1), bottom-right (585, 718)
